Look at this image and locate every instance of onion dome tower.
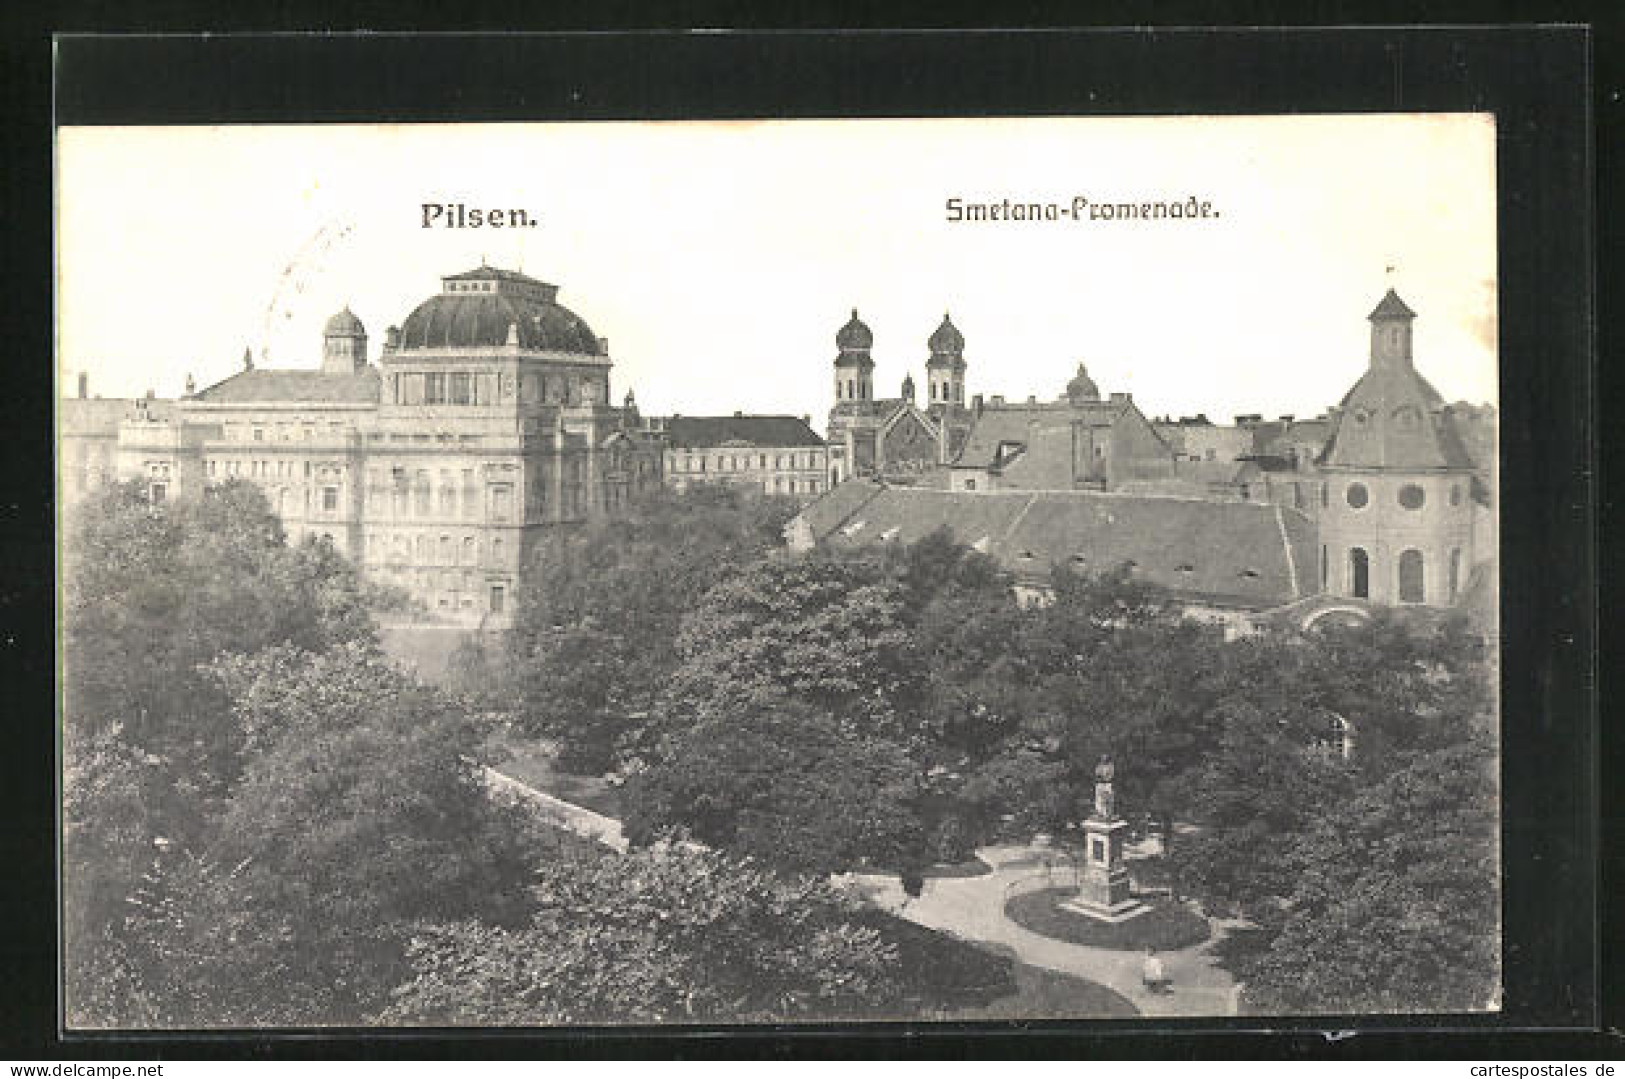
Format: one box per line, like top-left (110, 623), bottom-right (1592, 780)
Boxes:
top-left (321, 306), bottom-right (368, 374)
top-left (926, 312), bottom-right (967, 412)
top-left (833, 309), bottom-right (875, 403)
top-left (1314, 289), bottom-right (1480, 607)
top-left (1066, 362), bottom-right (1102, 405)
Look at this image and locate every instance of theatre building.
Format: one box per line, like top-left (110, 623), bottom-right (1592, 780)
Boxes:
top-left (108, 265), bottom-right (665, 625)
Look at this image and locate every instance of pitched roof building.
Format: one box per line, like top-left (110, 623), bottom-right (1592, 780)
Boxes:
top-left (793, 286), bottom-right (1496, 629)
top-left (655, 413), bottom-right (830, 499)
top-left (787, 480), bottom-right (1318, 623)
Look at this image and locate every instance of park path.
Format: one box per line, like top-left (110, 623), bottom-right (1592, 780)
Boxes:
top-left (483, 765), bottom-right (628, 852)
top-left (844, 844), bottom-right (1241, 1018)
top-left (485, 764), bottom-right (1237, 1018)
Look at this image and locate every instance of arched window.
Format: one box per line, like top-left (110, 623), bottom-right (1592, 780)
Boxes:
top-left (1398, 549), bottom-right (1425, 603)
top-left (463, 536), bottom-right (475, 563)
top-left (1398, 484), bottom-right (1426, 510)
top-left (846, 379), bottom-right (855, 399)
top-left (1346, 482), bottom-right (1369, 509)
top-left (1320, 482), bottom-right (1329, 508)
top-left (1449, 548), bottom-right (1462, 601)
top-left (1349, 547), bottom-right (1370, 599)
top-left (1450, 484), bottom-right (1463, 506)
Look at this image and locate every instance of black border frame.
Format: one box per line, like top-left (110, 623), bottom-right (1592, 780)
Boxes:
top-left (5, 22), bottom-right (1607, 1060)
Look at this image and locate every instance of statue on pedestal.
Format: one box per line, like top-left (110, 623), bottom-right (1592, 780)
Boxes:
top-left (1093, 755), bottom-right (1116, 821)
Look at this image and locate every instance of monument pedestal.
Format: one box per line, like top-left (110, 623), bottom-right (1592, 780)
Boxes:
top-left (1061, 815), bottom-right (1149, 922)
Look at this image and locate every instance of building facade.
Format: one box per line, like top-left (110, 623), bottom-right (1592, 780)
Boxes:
top-left (826, 311), bottom-right (976, 484)
top-left (106, 265), bottom-right (665, 625)
top-left (794, 287), bottom-right (1496, 626)
top-left (654, 413), bottom-right (828, 498)
top-left (1313, 289), bottom-right (1483, 607)
top-left (948, 363), bottom-right (1176, 492)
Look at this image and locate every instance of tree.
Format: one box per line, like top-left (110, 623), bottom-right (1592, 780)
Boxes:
top-left (1238, 735), bottom-right (1500, 1013)
top-left (621, 697), bottom-right (928, 875)
top-left (382, 844), bottom-right (903, 1025)
top-left (510, 485), bottom-right (797, 770)
top-left (662, 554), bottom-right (924, 743)
top-left (61, 480), bottom-right (385, 1025)
top-left (79, 642), bottom-right (545, 1027)
top-left (62, 479), bottom-right (377, 788)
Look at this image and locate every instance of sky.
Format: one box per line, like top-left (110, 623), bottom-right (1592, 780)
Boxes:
top-left (56, 115), bottom-right (1497, 423)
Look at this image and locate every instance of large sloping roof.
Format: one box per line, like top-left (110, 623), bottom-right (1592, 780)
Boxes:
top-left (190, 366), bottom-right (381, 405)
top-left (798, 481), bottom-right (1317, 609)
top-left (954, 401), bottom-right (1125, 469)
top-left (666, 414), bottom-right (826, 449)
top-left (1319, 363), bottom-right (1478, 471)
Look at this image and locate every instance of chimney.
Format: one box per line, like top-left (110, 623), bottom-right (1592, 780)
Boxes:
top-left (385, 325), bottom-right (401, 351)
top-left (1109, 391), bottom-right (1130, 405)
top-left (597, 336), bottom-right (609, 355)
top-left (77, 372), bottom-right (88, 399)
top-left (145, 388), bottom-right (155, 400)
top-left (1278, 414), bottom-right (1295, 424)
top-left (734, 410), bottom-right (743, 418)
top-left (1027, 395), bottom-right (1038, 404)
top-left (990, 395), bottom-right (1006, 406)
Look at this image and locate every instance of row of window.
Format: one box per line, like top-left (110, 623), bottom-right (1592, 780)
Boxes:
top-left (239, 420), bottom-right (350, 443)
top-left (1327, 481), bottom-right (1464, 511)
top-left (674, 451), bottom-right (823, 473)
top-left (1324, 544), bottom-right (1463, 604)
top-left (370, 532), bottom-right (511, 568)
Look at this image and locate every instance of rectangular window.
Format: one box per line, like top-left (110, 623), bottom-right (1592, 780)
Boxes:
top-left (449, 372), bottom-right (473, 405)
top-left (489, 585), bottom-right (506, 614)
top-left (321, 486), bottom-right (339, 513)
top-left (149, 483), bottom-right (167, 504)
top-left (424, 372), bottom-right (447, 404)
top-left (490, 484), bottom-right (513, 521)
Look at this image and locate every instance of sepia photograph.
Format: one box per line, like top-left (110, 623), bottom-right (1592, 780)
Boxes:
top-left (57, 113), bottom-right (1502, 1029)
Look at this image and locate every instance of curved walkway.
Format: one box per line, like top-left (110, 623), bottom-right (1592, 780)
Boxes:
top-left (845, 844), bottom-right (1241, 1017)
top-left (484, 765), bottom-right (628, 852)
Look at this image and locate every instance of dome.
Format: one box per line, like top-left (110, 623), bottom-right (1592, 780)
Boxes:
top-left (324, 307), bottom-right (366, 338)
top-left (1067, 362), bottom-right (1101, 403)
top-left (928, 313), bottom-right (964, 354)
top-left (396, 270), bottom-right (602, 354)
top-left (836, 308), bottom-right (873, 351)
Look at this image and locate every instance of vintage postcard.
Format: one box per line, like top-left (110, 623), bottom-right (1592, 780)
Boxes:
top-left (57, 115), bottom-right (1500, 1028)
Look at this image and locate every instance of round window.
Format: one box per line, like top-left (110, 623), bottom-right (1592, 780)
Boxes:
top-left (1345, 483), bottom-right (1369, 509)
top-left (1450, 484), bottom-right (1462, 506)
top-left (1398, 484), bottom-right (1426, 510)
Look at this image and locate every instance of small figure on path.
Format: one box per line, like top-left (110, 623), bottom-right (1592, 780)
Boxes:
top-left (1142, 946), bottom-right (1170, 994)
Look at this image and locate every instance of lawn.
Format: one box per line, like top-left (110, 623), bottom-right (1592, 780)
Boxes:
top-left (1005, 888), bottom-right (1212, 951)
top-left (833, 914), bottom-right (1139, 1021)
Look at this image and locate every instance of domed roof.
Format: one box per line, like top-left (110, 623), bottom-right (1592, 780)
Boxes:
top-left (1067, 362), bottom-right (1101, 403)
top-left (836, 308), bottom-right (873, 351)
top-left (928, 313), bottom-right (964, 354)
top-left (396, 269), bottom-right (602, 354)
top-left (324, 307), bottom-right (366, 337)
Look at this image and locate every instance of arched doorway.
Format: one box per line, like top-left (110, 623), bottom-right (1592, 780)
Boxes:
top-left (1398, 549), bottom-right (1425, 604)
top-left (1349, 547), bottom-right (1370, 599)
